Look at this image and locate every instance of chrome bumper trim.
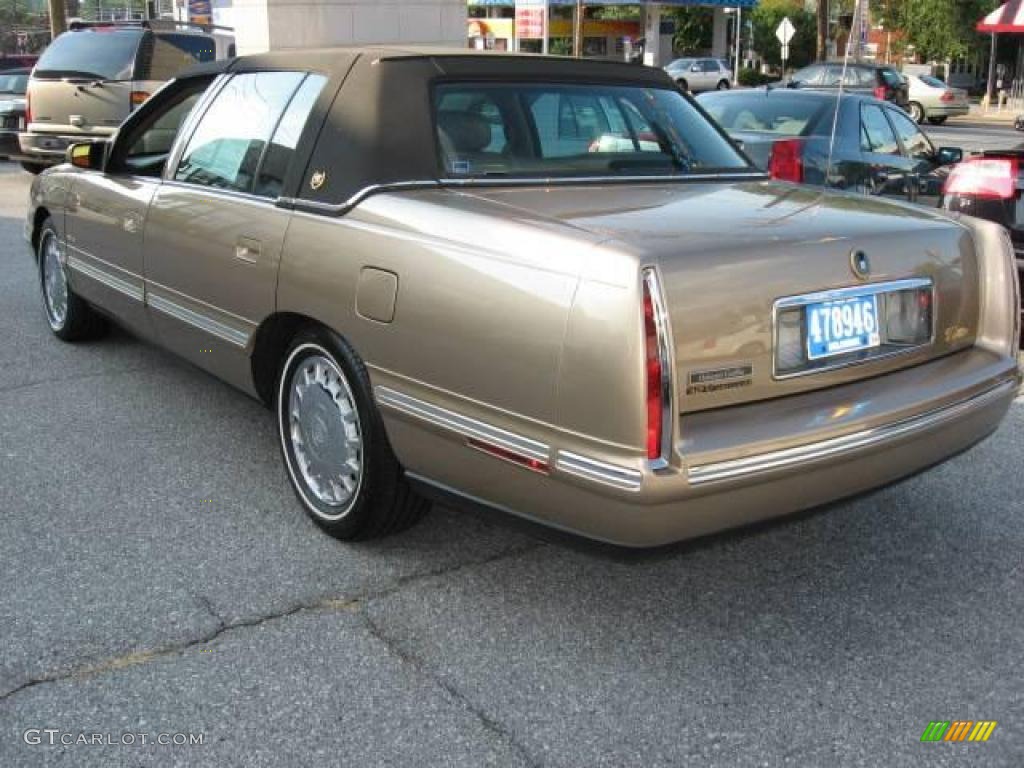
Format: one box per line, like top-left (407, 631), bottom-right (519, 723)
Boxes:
top-left (687, 378), bottom-right (1018, 486)
top-left (556, 451), bottom-right (643, 492)
top-left (375, 386), bottom-right (549, 463)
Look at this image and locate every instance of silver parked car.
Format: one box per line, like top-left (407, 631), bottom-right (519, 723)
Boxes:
top-left (906, 74), bottom-right (969, 125)
top-left (664, 57), bottom-right (733, 93)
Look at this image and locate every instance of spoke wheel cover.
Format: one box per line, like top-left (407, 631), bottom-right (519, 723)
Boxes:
top-left (281, 346), bottom-right (364, 521)
top-left (40, 231), bottom-right (68, 330)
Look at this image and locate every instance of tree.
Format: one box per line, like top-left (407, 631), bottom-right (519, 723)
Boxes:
top-left (665, 7), bottom-right (714, 55)
top-left (752, 0), bottom-right (817, 70)
top-left (870, 0), bottom-right (1001, 61)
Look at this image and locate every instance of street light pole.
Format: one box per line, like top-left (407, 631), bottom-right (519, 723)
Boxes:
top-left (734, 7), bottom-right (742, 85)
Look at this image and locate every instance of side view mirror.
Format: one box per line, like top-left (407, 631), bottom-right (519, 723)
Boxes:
top-left (66, 140), bottom-right (107, 171)
top-left (935, 146), bottom-right (963, 166)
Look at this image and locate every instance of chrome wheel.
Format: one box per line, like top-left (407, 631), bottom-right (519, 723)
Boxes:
top-left (40, 231), bottom-right (68, 330)
top-left (285, 348), bottom-right (363, 519)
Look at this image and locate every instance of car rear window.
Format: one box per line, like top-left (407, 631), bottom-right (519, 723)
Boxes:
top-left (33, 29), bottom-right (143, 81)
top-left (433, 82), bottom-right (750, 179)
top-left (0, 72), bottom-right (27, 93)
top-left (698, 93), bottom-right (827, 137)
top-left (880, 68), bottom-right (905, 87)
top-left (919, 75), bottom-right (947, 89)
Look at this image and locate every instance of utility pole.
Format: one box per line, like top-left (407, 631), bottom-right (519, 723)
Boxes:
top-left (816, 0), bottom-right (828, 61)
top-left (573, 0), bottom-right (583, 58)
top-left (48, 0), bottom-right (66, 39)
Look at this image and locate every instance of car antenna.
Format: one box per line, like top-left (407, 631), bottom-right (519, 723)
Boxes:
top-left (823, 0), bottom-right (865, 195)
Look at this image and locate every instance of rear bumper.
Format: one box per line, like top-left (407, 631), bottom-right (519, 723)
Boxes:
top-left (382, 348), bottom-right (1021, 547)
top-left (16, 130), bottom-right (109, 163)
top-left (927, 104), bottom-right (969, 117)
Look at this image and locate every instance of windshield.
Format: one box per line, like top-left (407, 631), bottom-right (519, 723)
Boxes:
top-left (0, 72), bottom-right (27, 94)
top-left (699, 93), bottom-right (828, 137)
top-left (434, 82), bottom-right (750, 179)
top-left (667, 59), bottom-right (694, 70)
top-left (34, 29), bottom-right (142, 80)
top-left (918, 75), bottom-right (947, 89)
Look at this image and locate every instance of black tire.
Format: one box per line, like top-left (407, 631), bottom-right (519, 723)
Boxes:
top-left (277, 327), bottom-right (428, 540)
top-left (20, 161), bottom-right (47, 175)
top-left (927, 116), bottom-right (947, 125)
top-left (908, 102), bottom-right (925, 124)
top-left (37, 218), bottom-right (107, 341)
top-left (676, 78), bottom-right (688, 92)
top-left (716, 79), bottom-right (730, 90)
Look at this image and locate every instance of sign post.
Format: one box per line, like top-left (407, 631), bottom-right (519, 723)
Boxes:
top-left (515, 0), bottom-right (547, 53)
top-left (776, 16), bottom-right (795, 75)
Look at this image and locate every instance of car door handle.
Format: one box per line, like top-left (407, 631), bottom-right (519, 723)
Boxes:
top-left (234, 237), bottom-right (261, 263)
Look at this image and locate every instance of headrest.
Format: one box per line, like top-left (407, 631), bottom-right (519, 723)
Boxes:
top-left (437, 111), bottom-right (492, 154)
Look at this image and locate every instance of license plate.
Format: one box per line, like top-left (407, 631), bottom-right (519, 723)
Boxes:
top-left (806, 294), bottom-right (881, 360)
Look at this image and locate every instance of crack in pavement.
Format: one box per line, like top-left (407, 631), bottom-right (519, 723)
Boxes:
top-left (0, 540), bottom-right (544, 705)
top-left (361, 608), bottom-right (542, 768)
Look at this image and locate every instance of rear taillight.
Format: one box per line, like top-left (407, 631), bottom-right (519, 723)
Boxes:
top-left (641, 269), bottom-right (670, 464)
top-left (940, 90), bottom-right (955, 103)
top-left (873, 85), bottom-right (888, 100)
top-left (25, 86), bottom-right (32, 124)
top-left (943, 156), bottom-right (1019, 200)
top-left (768, 138), bottom-right (804, 183)
top-left (130, 90), bottom-right (150, 109)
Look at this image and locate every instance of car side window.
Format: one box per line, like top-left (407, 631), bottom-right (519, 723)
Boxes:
top-left (857, 68), bottom-right (877, 87)
top-left (253, 74), bottom-right (327, 198)
top-left (887, 108), bottom-right (934, 159)
top-left (819, 66), bottom-right (842, 87)
top-left (792, 65), bottom-right (822, 85)
top-left (861, 104), bottom-right (899, 155)
top-left (138, 33), bottom-right (216, 81)
top-left (174, 71), bottom-right (305, 195)
top-left (701, 60), bottom-right (717, 73)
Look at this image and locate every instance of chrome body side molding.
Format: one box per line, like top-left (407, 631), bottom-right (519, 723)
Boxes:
top-left (146, 292), bottom-right (250, 348)
top-left (65, 249), bottom-right (145, 302)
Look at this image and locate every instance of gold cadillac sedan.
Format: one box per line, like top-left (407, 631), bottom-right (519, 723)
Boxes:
top-left (24, 48), bottom-right (1022, 546)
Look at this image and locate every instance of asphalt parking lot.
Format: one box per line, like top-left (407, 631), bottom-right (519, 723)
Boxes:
top-left (0, 159), bottom-right (1021, 768)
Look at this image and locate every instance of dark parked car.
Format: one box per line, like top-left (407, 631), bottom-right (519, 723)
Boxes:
top-left (0, 68), bottom-right (29, 163)
top-left (781, 61), bottom-right (910, 110)
top-left (0, 54), bottom-right (38, 71)
top-left (698, 89), bottom-right (962, 206)
top-left (942, 152), bottom-right (1024, 340)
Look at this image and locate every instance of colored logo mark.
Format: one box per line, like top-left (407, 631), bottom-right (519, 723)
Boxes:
top-left (921, 721), bottom-right (998, 742)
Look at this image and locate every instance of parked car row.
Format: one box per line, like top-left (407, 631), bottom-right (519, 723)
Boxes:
top-left (22, 48), bottom-right (1020, 548)
top-left (0, 68), bottom-right (29, 166)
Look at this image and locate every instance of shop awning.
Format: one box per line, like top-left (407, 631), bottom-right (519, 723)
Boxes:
top-left (469, 1), bottom-right (759, 8)
top-left (978, 0), bottom-right (1024, 33)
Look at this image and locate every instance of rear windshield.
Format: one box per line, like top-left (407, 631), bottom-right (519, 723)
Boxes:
top-left (918, 75), bottom-right (947, 89)
top-left (880, 68), bottom-right (904, 87)
top-left (0, 72), bottom-right (27, 94)
top-left (698, 93), bottom-right (827, 137)
top-left (434, 82), bottom-right (750, 179)
top-left (34, 29), bottom-right (142, 81)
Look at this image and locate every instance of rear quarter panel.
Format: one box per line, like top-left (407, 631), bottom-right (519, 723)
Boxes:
top-left (276, 191), bottom-right (645, 468)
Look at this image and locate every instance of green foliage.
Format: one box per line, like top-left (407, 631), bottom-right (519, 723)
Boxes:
top-left (738, 68), bottom-right (775, 87)
top-left (665, 7), bottom-right (714, 55)
top-left (869, 0), bottom-right (1001, 61)
top-left (751, 1), bottom-right (817, 69)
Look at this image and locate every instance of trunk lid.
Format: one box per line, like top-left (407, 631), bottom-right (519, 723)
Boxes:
top-left (456, 181), bottom-right (979, 412)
